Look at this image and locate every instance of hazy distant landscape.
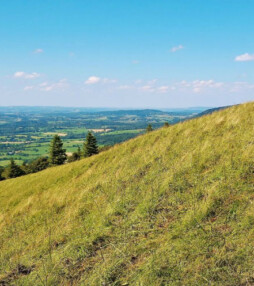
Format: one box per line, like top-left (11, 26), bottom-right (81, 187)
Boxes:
top-left (0, 106), bottom-right (205, 166)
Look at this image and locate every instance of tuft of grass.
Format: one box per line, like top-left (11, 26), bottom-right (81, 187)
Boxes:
top-left (0, 102), bottom-right (253, 285)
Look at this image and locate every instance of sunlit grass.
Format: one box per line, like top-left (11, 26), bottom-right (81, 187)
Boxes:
top-left (0, 102), bottom-right (253, 285)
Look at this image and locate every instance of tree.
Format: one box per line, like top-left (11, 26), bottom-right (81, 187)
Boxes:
top-left (146, 124), bottom-right (153, 132)
top-left (83, 131), bottom-right (98, 157)
top-left (0, 166), bottom-right (5, 181)
top-left (3, 159), bottom-right (25, 179)
top-left (49, 135), bottom-right (67, 166)
top-left (164, 122), bottom-right (169, 127)
top-left (77, 146), bottom-right (82, 158)
top-left (20, 161), bottom-right (29, 174)
top-left (28, 157), bottom-right (49, 173)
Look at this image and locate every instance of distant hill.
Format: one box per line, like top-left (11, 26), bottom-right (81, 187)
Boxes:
top-left (0, 102), bottom-right (253, 285)
top-left (195, 105), bottom-right (231, 117)
top-left (0, 106), bottom-right (207, 115)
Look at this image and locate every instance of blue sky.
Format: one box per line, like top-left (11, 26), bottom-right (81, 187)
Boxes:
top-left (0, 0), bottom-right (254, 108)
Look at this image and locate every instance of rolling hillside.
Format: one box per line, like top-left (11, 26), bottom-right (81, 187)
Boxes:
top-left (0, 102), bottom-right (253, 286)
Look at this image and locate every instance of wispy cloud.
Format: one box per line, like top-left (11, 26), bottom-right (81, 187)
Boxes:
top-left (178, 80), bottom-right (223, 93)
top-left (39, 79), bottom-right (68, 92)
top-left (137, 79), bottom-right (224, 94)
top-left (33, 48), bottom-right (44, 54)
top-left (140, 85), bottom-right (155, 92)
top-left (117, 85), bottom-right (133, 90)
top-left (157, 86), bottom-right (169, 93)
top-left (39, 82), bottom-right (48, 87)
top-left (230, 81), bottom-right (254, 92)
top-left (21, 76), bottom-right (254, 96)
top-left (170, 45), bottom-right (184, 52)
top-left (85, 76), bottom-right (117, 85)
top-left (235, 53), bottom-right (254, 62)
top-left (102, 78), bottom-right (117, 84)
top-left (14, 71), bottom-right (40, 79)
top-left (22, 80), bottom-right (68, 92)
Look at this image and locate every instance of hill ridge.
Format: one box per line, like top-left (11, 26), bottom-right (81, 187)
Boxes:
top-left (0, 101), bottom-right (253, 285)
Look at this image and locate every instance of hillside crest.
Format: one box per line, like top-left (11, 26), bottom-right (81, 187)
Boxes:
top-left (0, 102), bottom-right (253, 285)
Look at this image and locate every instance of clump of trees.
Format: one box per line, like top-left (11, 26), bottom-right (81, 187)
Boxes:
top-left (2, 158), bottom-right (25, 179)
top-left (146, 124), bottom-right (153, 132)
top-left (67, 131), bottom-right (99, 162)
top-left (0, 166), bottom-right (5, 181)
top-left (0, 131), bottom-right (100, 180)
top-left (0, 156), bottom-right (50, 180)
top-left (26, 157), bottom-right (49, 173)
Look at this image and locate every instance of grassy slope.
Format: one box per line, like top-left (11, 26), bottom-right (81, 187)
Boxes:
top-left (0, 102), bottom-right (253, 286)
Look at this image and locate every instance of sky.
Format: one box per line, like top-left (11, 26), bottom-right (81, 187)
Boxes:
top-left (0, 0), bottom-right (254, 108)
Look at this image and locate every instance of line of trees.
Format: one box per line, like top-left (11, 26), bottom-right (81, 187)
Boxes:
top-left (0, 131), bottom-right (99, 181)
top-left (0, 123), bottom-right (166, 181)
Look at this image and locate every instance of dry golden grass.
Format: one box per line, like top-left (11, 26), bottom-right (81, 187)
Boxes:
top-left (0, 102), bottom-right (253, 285)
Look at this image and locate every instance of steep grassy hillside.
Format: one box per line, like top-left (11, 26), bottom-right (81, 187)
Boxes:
top-left (0, 102), bottom-right (253, 286)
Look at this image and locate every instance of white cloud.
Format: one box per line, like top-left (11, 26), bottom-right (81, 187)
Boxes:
top-left (124, 79), bottom-right (224, 94)
top-left (140, 85), bottom-right (155, 92)
top-left (176, 80), bottom-right (224, 93)
top-left (14, 71), bottom-right (40, 79)
top-left (39, 79), bottom-right (68, 92)
top-left (172, 79), bottom-right (254, 94)
top-left (191, 80), bottom-right (223, 93)
top-left (85, 76), bottom-right (117, 85)
top-left (34, 48), bottom-right (43, 54)
top-left (85, 76), bottom-right (101, 84)
top-left (39, 82), bottom-right (48, 87)
top-left (113, 78), bottom-right (254, 95)
top-left (157, 86), bottom-right (169, 93)
top-left (116, 79), bottom-right (254, 95)
top-left (235, 53), bottom-right (254, 62)
top-left (170, 45), bottom-right (184, 52)
top-left (14, 72), bottom-right (25, 78)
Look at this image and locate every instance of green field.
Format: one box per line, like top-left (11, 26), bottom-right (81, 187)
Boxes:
top-left (0, 102), bottom-right (253, 285)
top-left (0, 108), bottom-right (199, 166)
top-left (0, 131), bottom-right (142, 166)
